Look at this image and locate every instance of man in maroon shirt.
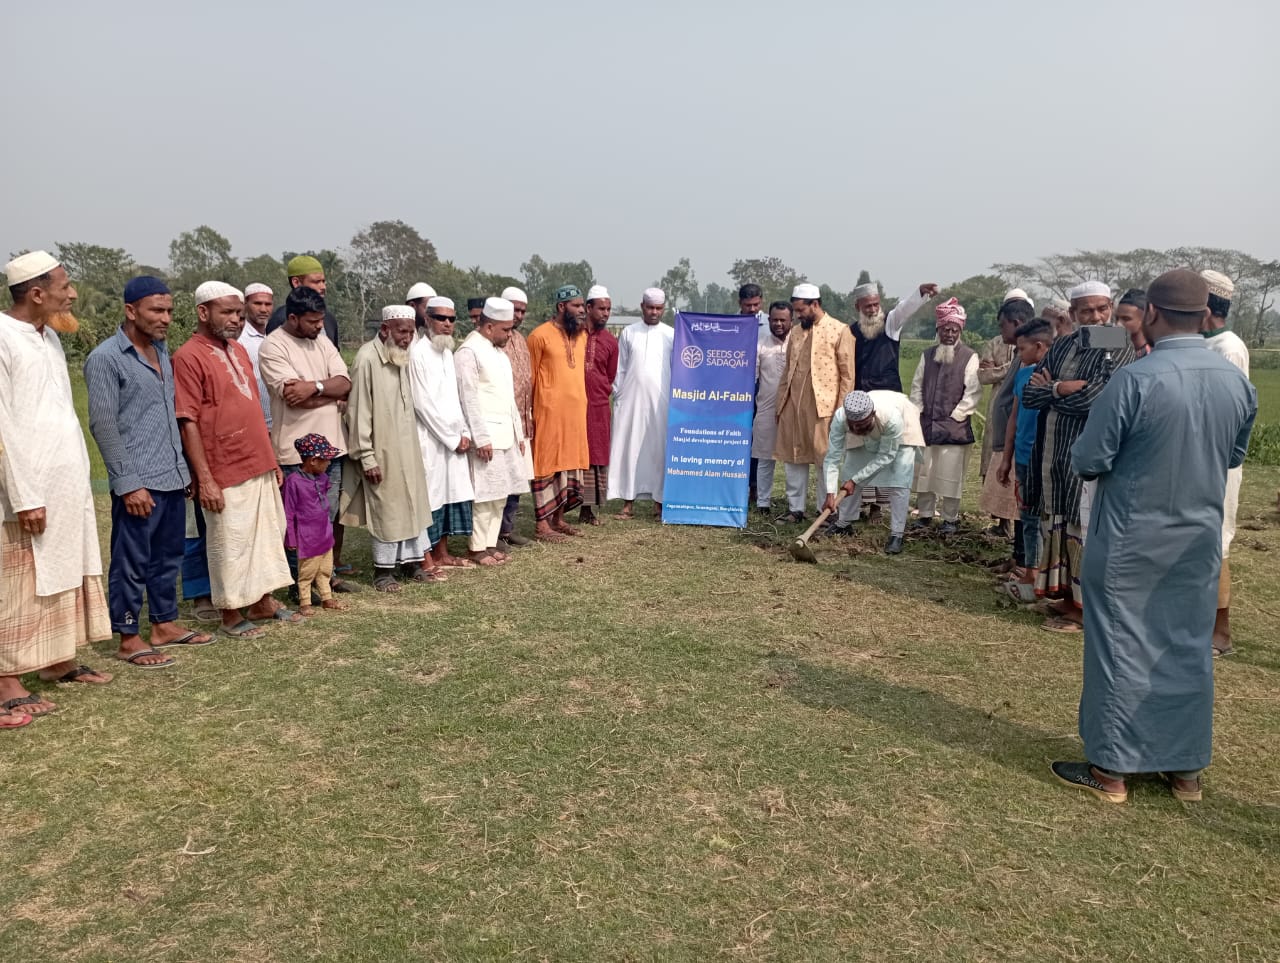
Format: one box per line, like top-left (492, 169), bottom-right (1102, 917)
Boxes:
top-left (174, 282), bottom-right (299, 638)
top-left (579, 285), bottom-right (619, 525)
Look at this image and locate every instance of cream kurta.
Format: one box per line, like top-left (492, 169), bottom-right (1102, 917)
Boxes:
top-left (339, 337), bottom-right (433, 543)
top-left (409, 338), bottom-right (475, 509)
top-left (752, 331), bottom-right (787, 460)
top-left (0, 313), bottom-right (103, 596)
top-left (455, 331), bottom-right (530, 504)
top-left (607, 321), bottom-right (673, 501)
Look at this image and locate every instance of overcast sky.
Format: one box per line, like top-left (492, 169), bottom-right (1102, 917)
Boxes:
top-left (7, 0), bottom-right (1278, 302)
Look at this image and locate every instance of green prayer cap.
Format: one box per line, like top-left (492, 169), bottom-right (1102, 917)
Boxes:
top-left (555, 284), bottom-right (582, 303)
top-left (286, 255), bottom-right (324, 278)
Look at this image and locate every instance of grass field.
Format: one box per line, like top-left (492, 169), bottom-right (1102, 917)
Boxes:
top-left (3, 360), bottom-right (1278, 961)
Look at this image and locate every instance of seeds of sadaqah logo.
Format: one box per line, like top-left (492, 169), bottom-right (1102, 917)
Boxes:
top-left (681, 345), bottom-right (704, 368)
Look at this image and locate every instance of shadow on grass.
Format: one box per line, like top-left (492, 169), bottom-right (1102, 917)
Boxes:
top-left (783, 658), bottom-right (1280, 853)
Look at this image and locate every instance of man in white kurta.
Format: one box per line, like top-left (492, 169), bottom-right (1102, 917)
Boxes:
top-left (608, 287), bottom-right (674, 518)
top-left (455, 298), bottom-right (530, 566)
top-left (0, 252), bottom-right (112, 719)
top-left (409, 297), bottom-right (476, 570)
top-left (1201, 270), bottom-right (1251, 656)
top-left (752, 302), bottom-right (792, 513)
top-left (909, 299), bottom-right (982, 533)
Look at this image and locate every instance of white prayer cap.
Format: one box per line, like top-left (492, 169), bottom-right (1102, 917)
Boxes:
top-left (1001, 287), bottom-right (1034, 308)
top-left (1200, 270), bottom-right (1234, 300)
top-left (642, 287), bottom-right (666, 306)
top-left (791, 282), bottom-right (821, 300)
top-left (500, 286), bottom-right (528, 304)
top-left (426, 296), bottom-right (454, 310)
top-left (195, 281), bottom-right (243, 305)
top-left (382, 304), bottom-right (415, 322)
top-left (1067, 280), bottom-right (1112, 301)
top-left (851, 282), bottom-right (878, 303)
top-left (587, 285), bottom-right (610, 302)
top-left (843, 390), bottom-right (875, 422)
top-left (244, 282), bottom-right (273, 298)
top-left (407, 282), bottom-right (436, 302)
top-left (4, 250), bottom-right (60, 287)
top-left (483, 297), bottom-right (514, 322)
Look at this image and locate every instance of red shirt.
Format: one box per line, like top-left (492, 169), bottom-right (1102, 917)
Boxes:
top-left (173, 332), bottom-right (278, 490)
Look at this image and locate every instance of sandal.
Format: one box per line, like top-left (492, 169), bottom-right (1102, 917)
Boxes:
top-left (219, 620), bottom-right (267, 640)
top-left (1, 708), bottom-right (33, 730)
top-left (1041, 616), bottom-right (1082, 634)
top-left (153, 630), bottom-right (215, 648)
top-left (408, 568), bottom-right (447, 583)
top-left (271, 608), bottom-right (305, 623)
top-left (2, 693), bottom-right (57, 717)
top-left (191, 599), bottom-right (220, 623)
top-left (373, 575), bottom-right (401, 593)
top-left (998, 581), bottom-right (1037, 604)
top-left (1160, 772), bottom-right (1203, 803)
top-left (117, 648), bottom-right (177, 669)
top-left (439, 557), bottom-right (477, 569)
top-left (40, 663), bottom-right (111, 685)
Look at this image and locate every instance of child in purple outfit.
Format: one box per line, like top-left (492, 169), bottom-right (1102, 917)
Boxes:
top-left (283, 433), bottom-right (347, 617)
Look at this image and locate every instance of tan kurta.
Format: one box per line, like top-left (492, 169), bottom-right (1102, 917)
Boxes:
top-left (339, 338), bottom-right (433, 543)
top-left (977, 334), bottom-right (1015, 475)
top-left (773, 316), bottom-right (855, 465)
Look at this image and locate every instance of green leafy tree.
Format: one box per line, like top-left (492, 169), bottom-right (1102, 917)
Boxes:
top-left (168, 226), bottom-right (236, 288)
top-left (653, 257), bottom-right (700, 312)
top-left (728, 257), bottom-right (806, 306)
top-left (520, 254), bottom-right (595, 328)
top-left (344, 220), bottom-right (440, 328)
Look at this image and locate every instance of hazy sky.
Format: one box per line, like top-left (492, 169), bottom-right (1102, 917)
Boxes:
top-left (8, 0), bottom-right (1279, 302)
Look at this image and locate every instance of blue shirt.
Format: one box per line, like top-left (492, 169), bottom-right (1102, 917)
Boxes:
top-left (1013, 364), bottom-right (1037, 466)
top-left (84, 327), bottom-right (190, 495)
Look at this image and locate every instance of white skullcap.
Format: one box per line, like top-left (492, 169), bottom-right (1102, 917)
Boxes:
top-left (407, 282), bottom-right (436, 302)
top-left (195, 281), bottom-right (244, 305)
top-left (1067, 281), bottom-right (1112, 301)
top-left (791, 282), bottom-right (821, 300)
top-left (244, 282), bottom-right (273, 298)
top-left (4, 250), bottom-right (60, 287)
top-left (426, 296), bottom-right (454, 310)
top-left (500, 286), bottom-right (528, 304)
top-left (483, 297), bottom-right (514, 322)
top-left (1001, 287), bottom-right (1034, 308)
top-left (642, 287), bottom-right (666, 306)
top-left (843, 390), bottom-right (875, 422)
top-left (382, 304), bottom-right (415, 322)
top-left (1200, 270), bottom-right (1234, 300)
top-left (587, 285), bottom-right (610, 302)
top-left (851, 282), bottom-right (878, 302)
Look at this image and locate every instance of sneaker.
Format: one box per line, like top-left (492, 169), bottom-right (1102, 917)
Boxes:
top-left (884, 535), bottom-right (904, 555)
top-left (1050, 761), bottom-right (1128, 804)
top-left (1159, 772), bottom-right (1203, 803)
top-left (503, 532), bottom-right (531, 547)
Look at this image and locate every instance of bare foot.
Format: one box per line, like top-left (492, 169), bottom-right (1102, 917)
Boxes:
top-left (535, 522), bottom-right (567, 543)
top-left (554, 523), bottom-right (583, 537)
top-left (321, 599), bottom-right (348, 611)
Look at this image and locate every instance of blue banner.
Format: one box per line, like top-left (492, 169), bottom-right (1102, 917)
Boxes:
top-left (663, 312), bottom-right (758, 528)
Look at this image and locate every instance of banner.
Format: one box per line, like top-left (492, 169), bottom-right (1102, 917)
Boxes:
top-left (663, 312), bottom-right (758, 528)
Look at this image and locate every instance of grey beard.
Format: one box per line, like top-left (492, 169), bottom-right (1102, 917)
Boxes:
top-left (933, 342), bottom-right (957, 365)
top-left (856, 311), bottom-right (886, 339)
top-left (387, 345), bottom-right (411, 367)
top-left (430, 334), bottom-right (455, 353)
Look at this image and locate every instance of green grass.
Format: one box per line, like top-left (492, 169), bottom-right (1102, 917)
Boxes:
top-left (3, 372), bottom-right (1279, 962)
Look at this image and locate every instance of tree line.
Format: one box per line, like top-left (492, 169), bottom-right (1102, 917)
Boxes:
top-left (5, 222), bottom-right (1275, 356)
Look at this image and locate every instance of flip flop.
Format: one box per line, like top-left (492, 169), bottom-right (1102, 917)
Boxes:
top-left (41, 663), bottom-right (111, 684)
top-left (1041, 616), bottom-right (1083, 634)
top-left (191, 600), bottom-right (220, 623)
top-left (408, 568), bottom-right (447, 583)
top-left (439, 557), bottom-right (477, 569)
top-left (2, 693), bottom-right (57, 717)
top-left (153, 630), bottom-right (215, 648)
top-left (117, 648), bottom-right (177, 669)
top-left (373, 576), bottom-right (401, 593)
top-left (1, 709), bottom-right (33, 730)
top-left (271, 608), bottom-right (305, 623)
top-left (219, 620), bottom-right (267, 640)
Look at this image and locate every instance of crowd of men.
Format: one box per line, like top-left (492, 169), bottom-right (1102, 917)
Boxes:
top-left (0, 250), bottom-right (1259, 809)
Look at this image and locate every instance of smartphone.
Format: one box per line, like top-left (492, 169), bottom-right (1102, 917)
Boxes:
top-left (1078, 324), bottom-right (1129, 352)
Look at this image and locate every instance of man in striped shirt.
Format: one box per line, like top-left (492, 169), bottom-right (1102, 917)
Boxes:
top-left (85, 277), bottom-right (211, 667)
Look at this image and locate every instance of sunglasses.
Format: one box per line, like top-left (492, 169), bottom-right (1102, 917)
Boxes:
top-left (428, 313), bottom-right (456, 321)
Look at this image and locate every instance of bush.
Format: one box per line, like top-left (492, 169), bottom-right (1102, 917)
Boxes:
top-left (1247, 423), bottom-right (1280, 466)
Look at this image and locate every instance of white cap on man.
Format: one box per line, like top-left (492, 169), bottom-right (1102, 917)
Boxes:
top-left (587, 285), bottom-right (610, 302)
top-left (4, 250), bottom-right (60, 286)
top-left (407, 282), bottom-right (437, 302)
top-left (642, 287), bottom-right (666, 305)
top-left (426, 296), bottom-right (454, 310)
top-left (792, 282), bottom-right (821, 300)
top-left (244, 282), bottom-right (273, 298)
top-left (195, 281), bottom-right (243, 304)
top-left (500, 286), bottom-right (528, 304)
top-left (483, 297), bottom-right (515, 322)
top-left (382, 304), bottom-right (415, 321)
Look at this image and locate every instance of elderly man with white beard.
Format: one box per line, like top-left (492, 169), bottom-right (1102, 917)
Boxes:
top-left (340, 306), bottom-right (435, 593)
top-left (909, 298), bottom-right (981, 534)
top-left (409, 296), bottom-right (477, 574)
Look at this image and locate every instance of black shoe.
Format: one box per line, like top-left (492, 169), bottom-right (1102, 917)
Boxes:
top-left (824, 520), bottom-right (855, 538)
top-left (754, 504), bottom-right (772, 516)
top-left (503, 531), bottom-right (531, 547)
top-left (939, 521), bottom-right (958, 535)
top-left (495, 539), bottom-right (512, 554)
top-left (777, 511), bottom-right (806, 524)
top-left (910, 517), bottom-right (933, 531)
top-left (884, 535), bottom-right (904, 555)
top-left (1050, 761), bottom-right (1128, 804)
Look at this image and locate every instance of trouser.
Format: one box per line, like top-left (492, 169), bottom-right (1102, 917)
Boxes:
top-left (500, 492), bottom-right (521, 535)
top-left (471, 499), bottom-right (505, 552)
top-left (1015, 464), bottom-right (1039, 568)
top-left (783, 462), bottom-right (828, 514)
top-left (1096, 765), bottom-right (1202, 781)
top-left (298, 550), bottom-right (333, 604)
top-left (846, 483), bottom-right (908, 534)
top-left (916, 491), bottom-right (960, 522)
top-left (182, 502), bottom-right (210, 600)
top-left (108, 488), bottom-right (186, 634)
top-left (755, 458), bottom-right (776, 507)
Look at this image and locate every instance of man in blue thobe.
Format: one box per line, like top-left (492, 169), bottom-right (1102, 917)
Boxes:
top-left (822, 390), bottom-right (925, 555)
top-left (1051, 270), bottom-right (1256, 804)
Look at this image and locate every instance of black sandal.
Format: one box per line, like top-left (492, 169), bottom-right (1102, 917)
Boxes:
top-left (2, 693), bottom-right (55, 716)
top-left (48, 664), bottom-right (105, 683)
top-left (118, 648), bottom-right (177, 670)
top-left (373, 575), bottom-right (401, 593)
